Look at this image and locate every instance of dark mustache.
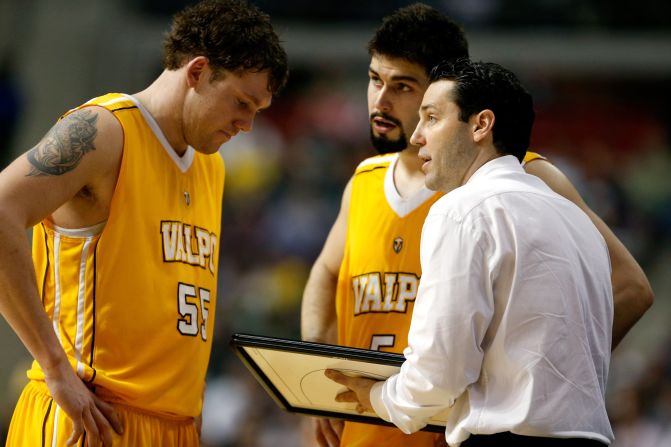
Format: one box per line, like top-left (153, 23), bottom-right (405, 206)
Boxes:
top-left (370, 112), bottom-right (402, 127)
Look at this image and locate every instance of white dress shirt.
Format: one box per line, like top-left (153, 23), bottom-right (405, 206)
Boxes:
top-left (370, 155), bottom-right (614, 446)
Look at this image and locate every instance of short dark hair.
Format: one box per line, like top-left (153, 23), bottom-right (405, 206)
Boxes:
top-left (162, 0), bottom-right (288, 95)
top-left (430, 58), bottom-right (534, 162)
top-left (368, 3), bottom-right (469, 75)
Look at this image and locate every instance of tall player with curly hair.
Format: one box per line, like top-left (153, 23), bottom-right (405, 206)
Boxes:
top-left (0, 1), bottom-right (287, 445)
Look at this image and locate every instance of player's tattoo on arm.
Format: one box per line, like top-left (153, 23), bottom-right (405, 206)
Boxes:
top-left (26, 110), bottom-right (99, 176)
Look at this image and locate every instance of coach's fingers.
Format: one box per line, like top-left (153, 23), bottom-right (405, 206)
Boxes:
top-left (324, 369), bottom-right (350, 386)
top-left (335, 390), bottom-right (359, 404)
top-left (326, 369), bottom-right (374, 392)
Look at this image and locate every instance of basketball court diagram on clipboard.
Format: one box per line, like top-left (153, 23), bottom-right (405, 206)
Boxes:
top-left (230, 333), bottom-right (448, 431)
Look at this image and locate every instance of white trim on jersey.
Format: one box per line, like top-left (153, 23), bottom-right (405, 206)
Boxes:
top-left (356, 153), bottom-right (397, 170)
top-left (53, 221), bottom-right (105, 238)
top-left (51, 405), bottom-right (60, 447)
top-left (96, 96), bottom-right (131, 108)
top-left (122, 94), bottom-right (195, 173)
top-left (384, 153), bottom-right (436, 218)
top-left (75, 237), bottom-right (94, 378)
top-left (52, 234), bottom-right (62, 344)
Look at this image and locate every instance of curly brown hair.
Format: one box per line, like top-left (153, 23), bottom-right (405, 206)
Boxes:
top-left (162, 0), bottom-right (288, 94)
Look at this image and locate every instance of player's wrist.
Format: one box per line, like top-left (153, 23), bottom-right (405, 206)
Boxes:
top-left (40, 351), bottom-right (72, 380)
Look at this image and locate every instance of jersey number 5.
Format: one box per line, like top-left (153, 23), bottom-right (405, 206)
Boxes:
top-left (370, 334), bottom-right (395, 351)
top-left (177, 282), bottom-right (210, 341)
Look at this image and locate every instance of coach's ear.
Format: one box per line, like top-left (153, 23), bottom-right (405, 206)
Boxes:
top-left (472, 109), bottom-right (495, 144)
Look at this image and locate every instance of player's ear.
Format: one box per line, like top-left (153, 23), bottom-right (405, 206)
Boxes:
top-left (472, 109), bottom-right (494, 143)
top-left (185, 56), bottom-right (209, 88)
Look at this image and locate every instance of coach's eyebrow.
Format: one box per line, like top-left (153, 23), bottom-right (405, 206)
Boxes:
top-left (420, 103), bottom-right (437, 112)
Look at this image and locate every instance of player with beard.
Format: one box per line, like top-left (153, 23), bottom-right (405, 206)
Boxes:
top-left (300, 4), bottom-right (652, 447)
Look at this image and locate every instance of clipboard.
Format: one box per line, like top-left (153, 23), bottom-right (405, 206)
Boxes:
top-left (230, 333), bottom-right (446, 432)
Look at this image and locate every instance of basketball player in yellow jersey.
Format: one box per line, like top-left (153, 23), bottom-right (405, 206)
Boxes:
top-left (337, 150), bottom-right (543, 355)
top-left (0, 1), bottom-right (287, 446)
top-left (301, 5), bottom-right (652, 447)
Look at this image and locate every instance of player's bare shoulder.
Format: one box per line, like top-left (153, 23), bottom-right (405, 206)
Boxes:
top-left (27, 108), bottom-right (97, 177)
top-left (26, 105), bottom-right (122, 178)
top-left (26, 105), bottom-right (124, 227)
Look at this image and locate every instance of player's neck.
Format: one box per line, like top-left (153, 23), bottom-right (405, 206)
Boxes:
top-left (134, 71), bottom-right (189, 156)
top-left (393, 146), bottom-right (427, 199)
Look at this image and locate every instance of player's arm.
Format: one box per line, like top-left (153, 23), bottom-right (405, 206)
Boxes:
top-left (300, 177), bottom-right (352, 345)
top-left (0, 106), bottom-right (124, 445)
top-left (300, 178), bottom-right (352, 447)
top-left (524, 158), bottom-right (654, 349)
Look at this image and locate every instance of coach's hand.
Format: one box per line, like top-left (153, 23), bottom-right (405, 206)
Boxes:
top-left (43, 358), bottom-right (123, 446)
top-left (314, 417), bottom-right (343, 447)
top-left (325, 369), bottom-right (378, 414)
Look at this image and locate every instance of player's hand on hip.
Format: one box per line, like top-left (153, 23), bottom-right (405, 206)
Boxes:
top-left (314, 417), bottom-right (343, 447)
top-left (43, 358), bottom-right (123, 446)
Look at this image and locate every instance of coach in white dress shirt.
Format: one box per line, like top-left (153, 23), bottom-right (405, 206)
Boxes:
top-left (327, 58), bottom-right (614, 446)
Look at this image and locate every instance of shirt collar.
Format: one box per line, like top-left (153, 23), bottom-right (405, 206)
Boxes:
top-left (467, 154), bottom-right (523, 185)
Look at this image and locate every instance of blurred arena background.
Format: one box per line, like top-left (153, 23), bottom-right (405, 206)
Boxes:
top-left (1, 1), bottom-right (670, 445)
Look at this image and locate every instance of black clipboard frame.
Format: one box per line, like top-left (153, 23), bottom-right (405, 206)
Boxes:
top-left (230, 333), bottom-right (445, 433)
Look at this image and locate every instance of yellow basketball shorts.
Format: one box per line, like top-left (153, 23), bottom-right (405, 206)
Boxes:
top-left (6, 381), bottom-right (199, 446)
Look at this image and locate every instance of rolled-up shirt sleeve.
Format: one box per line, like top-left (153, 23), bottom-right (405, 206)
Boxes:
top-left (370, 209), bottom-right (495, 433)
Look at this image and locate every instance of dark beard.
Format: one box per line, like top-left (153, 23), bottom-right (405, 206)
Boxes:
top-left (369, 126), bottom-right (408, 154)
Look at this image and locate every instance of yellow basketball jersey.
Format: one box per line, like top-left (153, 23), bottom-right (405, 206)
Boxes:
top-left (28, 93), bottom-right (224, 418)
top-left (336, 151), bottom-right (544, 446)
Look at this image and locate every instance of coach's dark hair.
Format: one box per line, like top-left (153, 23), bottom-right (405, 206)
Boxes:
top-left (368, 3), bottom-right (469, 75)
top-left (430, 58), bottom-right (534, 162)
top-left (163, 0), bottom-right (288, 94)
